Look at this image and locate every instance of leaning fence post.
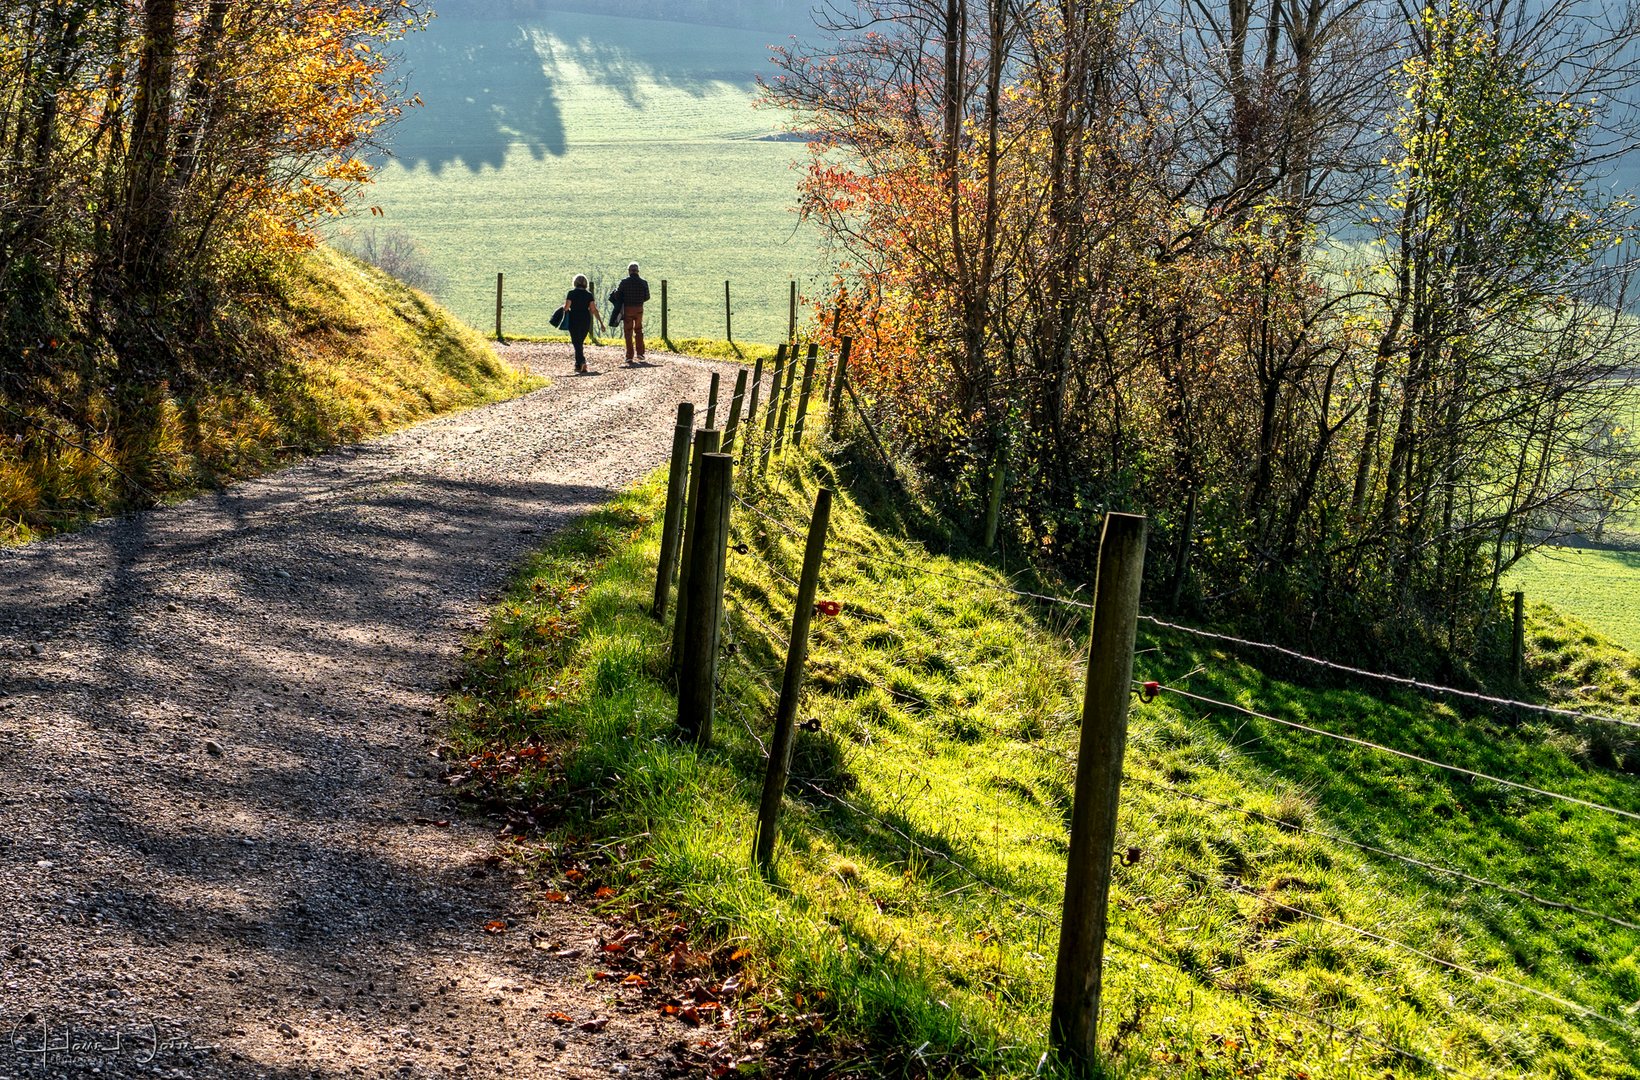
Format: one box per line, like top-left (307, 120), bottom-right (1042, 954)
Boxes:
top-left (754, 488), bottom-right (833, 871)
top-left (661, 279), bottom-right (669, 342)
top-left (494, 272), bottom-right (504, 341)
top-left (725, 280), bottom-right (733, 342)
top-left (829, 336), bottom-right (853, 429)
top-left (793, 344), bottom-right (820, 447)
top-left (671, 428), bottom-right (724, 676)
top-left (741, 356), bottom-right (767, 465)
top-left (653, 403), bottom-right (695, 621)
top-left (706, 372), bottom-right (721, 430)
top-left (982, 443), bottom-right (1007, 550)
top-left (1512, 591), bottom-right (1526, 680)
top-left (772, 349), bottom-right (799, 458)
top-left (763, 345), bottom-right (788, 439)
top-left (1051, 512), bottom-right (1148, 1073)
top-left (676, 453), bottom-right (734, 745)
top-left (723, 369), bottom-right (749, 454)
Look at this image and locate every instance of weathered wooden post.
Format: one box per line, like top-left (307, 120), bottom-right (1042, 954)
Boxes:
top-left (676, 453), bottom-right (734, 745)
top-left (741, 355), bottom-right (767, 465)
top-left (754, 488), bottom-right (833, 871)
top-left (653, 403), bottom-right (696, 621)
top-left (772, 347), bottom-right (799, 457)
top-left (829, 336), bottom-right (853, 429)
top-left (661, 279), bottom-right (669, 342)
top-left (494, 272), bottom-right (504, 341)
top-left (789, 280), bottom-right (798, 343)
top-left (725, 280), bottom-right (733, 342)
top-left (671, 428), bottom-right (724, 676)
top-left (762, 345), bottom-right (788, 441)
top-left (1051, 512), bottom-right (1147, 1074)
top-left (982, 444), bottom-right (1007, 550)
top-left (1512, 591), bottom-right (1526, 680)
top-left (831, 306), bottom-right (842, 339)
top-left (705, 372), bottom-right (721, 430)
top-left (723, 369), bottom-right (749, 454)
top-left (792, 344), bottom-right (820, 447)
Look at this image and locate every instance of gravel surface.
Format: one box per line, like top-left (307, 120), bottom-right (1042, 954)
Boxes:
top-left (0, 343), bottom-right (742, 1079)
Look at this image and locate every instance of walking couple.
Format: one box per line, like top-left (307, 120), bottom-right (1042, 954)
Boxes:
top-left (558, 262), bottom-right (651, 374)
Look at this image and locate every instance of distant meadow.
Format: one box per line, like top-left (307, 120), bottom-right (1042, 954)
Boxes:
top-left (351, 7), bottom-right (822, 343)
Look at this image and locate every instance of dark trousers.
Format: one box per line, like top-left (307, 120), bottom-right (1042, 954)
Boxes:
top-left (570, 323), bottom-right (590, 368)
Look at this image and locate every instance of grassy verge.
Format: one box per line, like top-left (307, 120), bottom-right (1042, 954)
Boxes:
top-left (505, 331), bottom-right (782, 366)
top-left (0, 246), bottom-right (537, 545)
top-left (449, 446), bottom-right (1640, 1079)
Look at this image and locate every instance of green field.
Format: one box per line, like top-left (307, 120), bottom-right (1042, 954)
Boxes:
top-left (1510, 547), bottom-right (1640, 656)
top-left (353, 7), bottom-right (821, 342)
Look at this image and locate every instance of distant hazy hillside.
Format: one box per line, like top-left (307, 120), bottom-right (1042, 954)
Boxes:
top-left (430, 0), bottom-right (806, 31)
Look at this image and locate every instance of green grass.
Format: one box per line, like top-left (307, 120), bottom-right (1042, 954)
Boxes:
top-left (1509, 548), bottom-right (1640, 657)
top-left (0, 245), bottom-right (537, 545)
top-left (449, 445), bottom-right (1640, 1079)
top-left (360, 8), bottom-right (821, 344)
top-left (507, 331), bottom-right (783, 366)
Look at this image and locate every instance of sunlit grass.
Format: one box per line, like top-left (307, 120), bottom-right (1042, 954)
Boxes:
top-left (0, 246), bottom-right (538, 545)
top-left (451, 444), bottom-right (1640, 1079)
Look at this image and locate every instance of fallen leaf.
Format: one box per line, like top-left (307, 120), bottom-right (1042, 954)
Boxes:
top-left (594, 886), bottom-right (616, 899)
top-left (547, 1011), bottom-right (575, 1024)
top-left (542, 891), bottom-right (569, 903)
top-left (622, 974), bottom-right (649, 987)
top-left (578, 1018), bottom-right (609, 1033)
top-left (483, 920), bottom-right (508, 934)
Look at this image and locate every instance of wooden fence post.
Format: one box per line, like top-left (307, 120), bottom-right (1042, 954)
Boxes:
top-left (676, 453), bottom-right (734, 745)
top-left (671, 428), bottom-right (723, 676)
top-left (1051, 512), bottom-right (1147, 1074)
top-left (741, 355), bottom-right (767, 465)
top-left (789, 280), bottom-right (798, 343)
top-left (494, 272), bottom-right (504, 341)
top-left (653, 402), bottom-right (695, 621)
top-left (829, 336), bottom-right (853, 429)
top-left (793, 344), bottom-right (820, 447)
top-left (772, 348), bottom-right (799, 458)
top-left (725, 280), bottom-right (733, 342)
top-left (661, 279), bottom-right (669, 342)
top-left (706, 372), bottom-right (721, 430)
top-left (1512, 591), bottom-right (1526, 680)
top-left (723, 369), bottom-right (749, 454)
top-left (982, 444), bottom-right (1007, 550)
top-left (832, 306), bottom-right (842, 339)
top-left (754, 488), bottom-right (833, 871)
top-left (762, 345), bottom-right (789, 442)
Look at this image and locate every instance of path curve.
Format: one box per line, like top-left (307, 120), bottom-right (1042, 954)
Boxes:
top-left (0, 343), bottom-right (739, 1079)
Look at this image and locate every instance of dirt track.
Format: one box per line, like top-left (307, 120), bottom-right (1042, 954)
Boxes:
top-left (0, 342), bottom-right (737, 1079)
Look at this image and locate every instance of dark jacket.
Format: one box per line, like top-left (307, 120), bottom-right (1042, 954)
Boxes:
top-left (615, 275), bottom-right (650, 308)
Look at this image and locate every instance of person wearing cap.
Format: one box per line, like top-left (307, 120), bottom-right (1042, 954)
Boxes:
top-left (612, 262), bottom-right (651, 363)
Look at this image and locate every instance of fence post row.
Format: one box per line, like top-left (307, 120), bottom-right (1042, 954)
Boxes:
top-left (793, 343), bottom-right (820, 448)
top-left (671, 427), bottom-right (723, 676)
top-left (741, 355), bottom-right (767, 465)
top-left (723, 369), bottom-right (749, 454)
top-left (1050, 512), bottom-right (1148, 1073)
top-left (706, 372), bottom-right (721, 430)
top-left (674, 452), bottom-right (734, 745)
top-left (494, 272), bottom-right (504, 341)
top-left (754, 487), bottom-right (834, 872)
top-left (829, 336), bottom-right (852, 430)
top-left (653, 402), bottom-right (696, 621)
top-left (772, 350), bottom-right (798, 461)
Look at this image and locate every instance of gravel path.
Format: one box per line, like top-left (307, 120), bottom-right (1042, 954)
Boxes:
top-left (0, 343), bottom-right (741, 1080)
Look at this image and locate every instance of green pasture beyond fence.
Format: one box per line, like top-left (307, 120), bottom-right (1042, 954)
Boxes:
top-left (628, 325), bottom-right (1640, 1076)
top-left (491, 273), bottom-right (816, 346)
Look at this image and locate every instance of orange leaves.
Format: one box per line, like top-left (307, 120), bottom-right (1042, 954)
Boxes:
top-left (482, 920), bottom-right (508, 934)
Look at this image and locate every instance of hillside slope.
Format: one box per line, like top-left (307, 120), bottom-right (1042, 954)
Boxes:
top-left (0, 246), bottom-right (534, 545)
top-left (449, 442), bottom-right (1640, 1079)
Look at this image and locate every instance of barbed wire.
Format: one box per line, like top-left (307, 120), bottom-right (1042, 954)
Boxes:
top-left (1140, 615), bottom-right (1640, 734)
top-left (1125, 774), bottom-right (1640, 934)
top-left (1147, 682), bottom-right (1640, 824)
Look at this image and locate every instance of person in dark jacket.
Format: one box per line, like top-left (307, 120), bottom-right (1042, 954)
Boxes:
top-left (613, 262), bottom-right (651, 363)
top-left (561, 274), bottom-right (604, 374)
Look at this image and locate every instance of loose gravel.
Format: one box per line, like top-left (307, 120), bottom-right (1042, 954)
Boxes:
top-left (0, 342), bottom-right (742, 1079)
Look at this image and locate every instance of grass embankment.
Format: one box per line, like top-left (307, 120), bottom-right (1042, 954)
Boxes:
top-left (0, 246), bottom-right (536, 545)
top-left (449, 447), bottom-right (1640, 1079)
